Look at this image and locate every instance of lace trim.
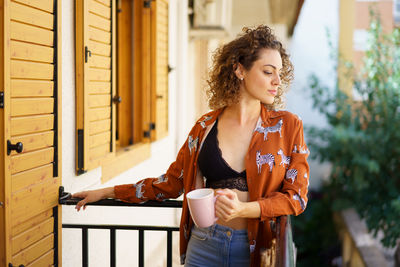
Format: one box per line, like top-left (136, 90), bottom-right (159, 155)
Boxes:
top-left (206, 177), bottom-right (248, 192)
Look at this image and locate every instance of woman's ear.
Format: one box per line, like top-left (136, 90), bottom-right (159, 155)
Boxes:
top-left (234, 63), bottom-right (244, 80)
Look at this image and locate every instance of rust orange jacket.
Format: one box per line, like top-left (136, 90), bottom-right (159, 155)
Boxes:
top-left (114, 104), bottom-right (310, 266)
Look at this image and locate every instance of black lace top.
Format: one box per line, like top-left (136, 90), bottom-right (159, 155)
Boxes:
top-left (197, 120), bottom-right (248, 192)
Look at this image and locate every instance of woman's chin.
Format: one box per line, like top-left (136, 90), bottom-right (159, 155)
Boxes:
top-left (261, 96), bottom-right (275, 105)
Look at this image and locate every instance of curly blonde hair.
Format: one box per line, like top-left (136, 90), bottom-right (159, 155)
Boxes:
top-left (207, 25), bottom-right (294, 110)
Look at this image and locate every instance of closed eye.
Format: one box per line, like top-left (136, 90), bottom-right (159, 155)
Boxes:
top-left (263, 71), bottom-right (272, 75)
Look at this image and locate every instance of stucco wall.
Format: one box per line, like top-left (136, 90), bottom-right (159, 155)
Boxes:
top-left (287, 0), bottom-right (339, 189)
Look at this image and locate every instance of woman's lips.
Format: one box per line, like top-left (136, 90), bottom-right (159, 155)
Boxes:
top-left (268, 90), bottom-right (277, 95)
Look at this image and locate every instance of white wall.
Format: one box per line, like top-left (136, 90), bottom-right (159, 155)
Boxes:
top-left (176, 0), bottom-right (194, 146)
top-left (230, 0), bottom-right (271, 37)
top-left (286, 0), bottom-right (339, 189)
top-left (61, 0), bottom-right (188, 266)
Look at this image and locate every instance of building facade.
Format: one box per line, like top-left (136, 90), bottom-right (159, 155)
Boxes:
top-left (0, 0), bottom-right (305, 266)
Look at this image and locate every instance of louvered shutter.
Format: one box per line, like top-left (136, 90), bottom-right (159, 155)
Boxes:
top-left (151, 0), bottom-right (169, 140)
top-left (76, 0), bottom-right (116, 173)
top-left (1, 0), bottom-right (62, 266)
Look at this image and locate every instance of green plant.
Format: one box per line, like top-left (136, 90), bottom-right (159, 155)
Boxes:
top-left (293, 188), bottom-right (340, 267)
top-left (306, 11), bottom-right (400, 248)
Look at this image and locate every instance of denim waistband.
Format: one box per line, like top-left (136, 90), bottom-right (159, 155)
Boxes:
top-left (194, 223), bottom-right (248, 240)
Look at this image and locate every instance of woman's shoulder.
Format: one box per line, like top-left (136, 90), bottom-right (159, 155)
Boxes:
top-left (194, 109), bottom-right (222, 128)
top-left (261, 106), bottom-right (303, 125)
top-left (261, 109), bottom-right (304, 136)
top-left (266, 111), bottom-right (304, 140)
top-left (184, 109), bottom-right (221, 138)
top-left (279, 111), bottom-right (304, 132)
top-left (279, 110), bottom-right (303, 123)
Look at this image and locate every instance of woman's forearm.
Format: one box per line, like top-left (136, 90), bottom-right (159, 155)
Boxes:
top-left (103, 187), bottom-right (116, 198)
top-left (239, 201), bottom-right (261, 218)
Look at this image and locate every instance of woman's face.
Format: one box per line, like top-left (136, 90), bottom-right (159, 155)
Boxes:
top-left (239, 49), bottom-right (282, 105)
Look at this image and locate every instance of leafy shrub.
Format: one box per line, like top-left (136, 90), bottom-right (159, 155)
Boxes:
top-left (306, 11), bottom-right (400, 248)
top-left (293, 189), bottom-right (341, 267)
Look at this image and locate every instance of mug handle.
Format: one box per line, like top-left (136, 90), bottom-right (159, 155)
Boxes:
top-left (213, 195), bottom-right (219, 222)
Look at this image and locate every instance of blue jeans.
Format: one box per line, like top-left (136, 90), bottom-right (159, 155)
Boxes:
top-left (184, 224), bottom-right (250, 267)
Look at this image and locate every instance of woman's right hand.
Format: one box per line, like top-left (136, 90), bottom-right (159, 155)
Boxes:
top-left (72, 187), bottom-right (115, 211)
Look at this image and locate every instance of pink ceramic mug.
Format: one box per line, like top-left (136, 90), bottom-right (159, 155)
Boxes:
top-left (186, 188), bottom-right (218, 228)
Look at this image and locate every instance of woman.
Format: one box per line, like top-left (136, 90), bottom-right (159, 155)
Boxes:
top-left (73, 25), bottom-right (310, 267)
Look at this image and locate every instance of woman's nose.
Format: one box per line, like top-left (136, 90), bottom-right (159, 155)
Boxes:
top-left (273, 73), bottom-right (281, 86)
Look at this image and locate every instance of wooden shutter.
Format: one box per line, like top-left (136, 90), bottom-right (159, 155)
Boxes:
top-left (76, 0), bottom-right (116, 173)
top-left (151, 0), bottom-right (169, 140)
top-left (0, 0), bottom-right (62, 266)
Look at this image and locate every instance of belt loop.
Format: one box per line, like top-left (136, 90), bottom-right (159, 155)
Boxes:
top-left (210, 224), bottom-right (216, 237)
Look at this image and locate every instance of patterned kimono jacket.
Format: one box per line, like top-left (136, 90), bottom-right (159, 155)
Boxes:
top-left (114, 103), bottom-right (310, 266)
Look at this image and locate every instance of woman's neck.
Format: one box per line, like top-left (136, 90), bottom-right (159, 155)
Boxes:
top-left (222, 100), bottom-right (261, 126)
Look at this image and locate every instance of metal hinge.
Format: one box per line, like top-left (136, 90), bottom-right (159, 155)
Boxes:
top-left (144, 0), bottom-right (153, 8)
top-left (143, 122), bottom-right (156, 138)
top-left (0, 92), bottom-right (4, 108)
top-left (85, 46), bottom-right (91, 63)
top-left (77, 129), bottom-right (86, 174)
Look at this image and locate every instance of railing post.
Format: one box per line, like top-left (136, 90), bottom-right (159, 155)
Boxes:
top-left (110, 228), bottom-right (116, 267)
top-left (82, 227), bottom-right (88, 267)
top-left (139, 229), bottom-right (144, 267)
top-left (167, 230), bottom-right (173, 267)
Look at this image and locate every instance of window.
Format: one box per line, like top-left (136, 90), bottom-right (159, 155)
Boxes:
top-left (75, 0), bottom-right (115, 173)
top-left (394, 0), bottom-right (400, 26)
top-left (75, 0), bottom-right (169, 175)
top-left (118, 0), bottom-right (169, 145)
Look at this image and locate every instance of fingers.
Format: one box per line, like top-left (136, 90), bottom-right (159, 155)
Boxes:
top-left (215, 205), bottom-right (232, 221)
top-left (73, 189), bottom-right (105, 211)
top-left (214, 190), bottom-right (244, 221)
top-left (216, 189), bottom-right (236, 200)
top-left (216, 195), bottom-right (233, 209)
top-left (75, 199), bottom-right (86, 212)
top-left (216, 196), bottom-right (231, 211)
top-left (215, 205), bottom-right (235, 221)
top-left (72, 191), bottom-right (86, 211)
top-left (215, 206), bottom-right (226, 221)
top-left (215, 195), bottom-right (235, 221)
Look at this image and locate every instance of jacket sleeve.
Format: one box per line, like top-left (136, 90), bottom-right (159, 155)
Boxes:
top-left (258, 118), bottom-right (310, 219)
top-left (113, 139), bottom-right (187, 203)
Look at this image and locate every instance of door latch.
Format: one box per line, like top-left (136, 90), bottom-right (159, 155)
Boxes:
top-left (0, 92), bottom-right (4, 108)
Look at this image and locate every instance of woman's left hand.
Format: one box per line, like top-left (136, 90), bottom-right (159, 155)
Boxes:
top-left (215, 189), bottom-right (245, 222)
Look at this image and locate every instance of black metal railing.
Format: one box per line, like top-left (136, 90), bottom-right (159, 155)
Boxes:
top-left (59, 186), bottom-right (182, 267)
top-left (59, 187), bottom-right (295, 267)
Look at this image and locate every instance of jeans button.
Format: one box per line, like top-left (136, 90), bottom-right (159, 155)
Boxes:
top-left (226, 231), bottom-right (231, 237)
